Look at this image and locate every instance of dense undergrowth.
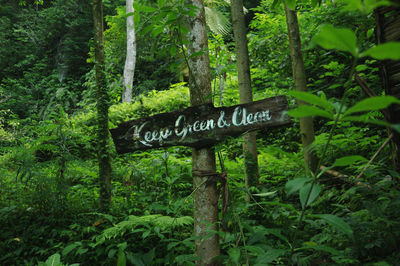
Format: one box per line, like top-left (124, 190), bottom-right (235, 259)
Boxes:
top-left (1, 81), bottom-right (400, 265)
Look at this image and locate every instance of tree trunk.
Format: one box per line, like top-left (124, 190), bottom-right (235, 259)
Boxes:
top-left (93, 0), bottom-right (111, 211)
top-left (122, 0), bottom-right (136, 103)
top-left (231, 0), bottom-right (259, 190)
top-left (185, 0), bottom-right (220, 264)
top-left (284, 2), bottom-right (318, 174)
top-left (374, 4), bottom-right (400, 172)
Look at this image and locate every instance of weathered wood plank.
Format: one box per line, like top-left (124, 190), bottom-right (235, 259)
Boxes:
top-left (110, 95), bottom-right (290, 153)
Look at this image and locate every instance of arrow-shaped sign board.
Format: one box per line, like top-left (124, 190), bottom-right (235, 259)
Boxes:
top-left (110, 95), bottom-right (290, 154)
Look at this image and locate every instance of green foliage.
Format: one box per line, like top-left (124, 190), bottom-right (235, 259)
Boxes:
top-left (312, 24), bottom-right (358, 57)
top-left (1, 0), bottom-right (400, 265)
top-left (109, 82), bottom-right (190, 125)
top-left (360, 42), bottom-right (400, 60)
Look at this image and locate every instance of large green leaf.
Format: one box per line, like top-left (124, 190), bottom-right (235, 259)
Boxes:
top-left (332, 155), bottom-right (367, 167)
top-left (299, 183), bottom-right (321, 209)
top-left (313, 214), bottom-right (353, 238)
top-left (361, 42), bottom-right (400, 60)
top-left (288, 105), bottom-right (334, 119)
top-left (312, 24), bottom-right (358, 57)
top-left (285, 177), bottom-right (311, 196)
top-left (343, 96), bottom-right (400, 116)
top-left (288, 91), bottom-right (334, 111)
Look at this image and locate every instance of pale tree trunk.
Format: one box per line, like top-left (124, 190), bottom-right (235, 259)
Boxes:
top-left (122, 0), bottom-right (136, 103)
top-left (284, 2), bottom-right (318, 173)
top-left (231, 0), bottom-right (259, 190)
top-left (93, 0), bottom-right (112, 211)
top-left (185, 0), bottom-right (220, 264)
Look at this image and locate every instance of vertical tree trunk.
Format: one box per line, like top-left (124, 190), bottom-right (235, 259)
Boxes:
top-left (93, 0), bottom-right (111, 211)
top-left (122, 0), bottom-right (136, 103)
top-left (185, 0), bottom-right (220, 264)
top-left (231, 0), bottom-right (260, 189)
top-left (284, 2), bottom-right (318, 173)
top-left (374, 5), bottom-right (400, 172)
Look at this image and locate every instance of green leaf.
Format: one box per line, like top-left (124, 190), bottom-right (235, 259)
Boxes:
top-left (117, 249), bottom-right (127, 266)
top-left (262, 228), bottom-right (290, 244)
top-left (142, 230), bottom-right (151, 239)
top-left (244, 245), bottom-right (265, 256)
top-left (313, 214), bottom-right (353, 238)
top-left (285, 0), bottom-right (296, 10)
top-left (167, 241), bottom-right (180, 250)
top-left (341, 115), bottom-right (390, 127)
top-left (134, 12), bottom-right (140, 26)
top-left (45, 253), bottom-right (61, 266)
top-left (343, 96), bottom-right (400, 116)
top-left (62, 243), bottom-right (79, 256)
top-left (360, 42), bottom-right (400, 60)
top-left (108, 249), bottom-right (117, 258)
top-left (288, 91), bottom-right (334, 111)
top-left (285, 177), bottom-right (311, 196)
top-left (142, 25), bottom-right (153, 35)
top-left (332, 155), bottom-right (367, 167)
top-left (253, 191), bottom-right (277, 197)
top-left (227, 247), bottom-right (241, 264)
top-left (133, 3), bottom-right (157, 13)
top-left (342, 0), bottom-right (392, 13)
top-left (312, 24), bottom-right (358, 57)
top-left (288, 105), bottom-right (333, 119)
top-left (300, 183), bottom-right (321, 209)
top-left (170, 45), bottom-right (177, 57)
top-left (391, 124), bottom-right (400, 133)
top-left (152, 26), bottom-right (164, 37)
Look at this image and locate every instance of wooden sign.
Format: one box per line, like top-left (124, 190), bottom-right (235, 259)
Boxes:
top-left (110, 95), bottom-right (290, 154)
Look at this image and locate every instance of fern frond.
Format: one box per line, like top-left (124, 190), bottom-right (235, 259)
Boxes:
top-left (99, 214), bottom-right (194, 241)
top-left (204, 7), bottom-right (231, 36)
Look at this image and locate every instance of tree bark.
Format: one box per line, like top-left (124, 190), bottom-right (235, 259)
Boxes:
top-left (231, 0), bottom-right (259, 189)
top-left (284, 2), bottom-right (318, 174)
top-left (185, 0), bottom-right (220, 264)
top-left (93, 0), bottom-right (111, 211)
top-left (122, 0), bottom-right (136, 103)
top-left (374, 4), bottom-right (400, 172)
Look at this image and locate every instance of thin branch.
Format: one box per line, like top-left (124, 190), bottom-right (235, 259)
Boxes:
top-left (356, 133), bottom-right (393, 180)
